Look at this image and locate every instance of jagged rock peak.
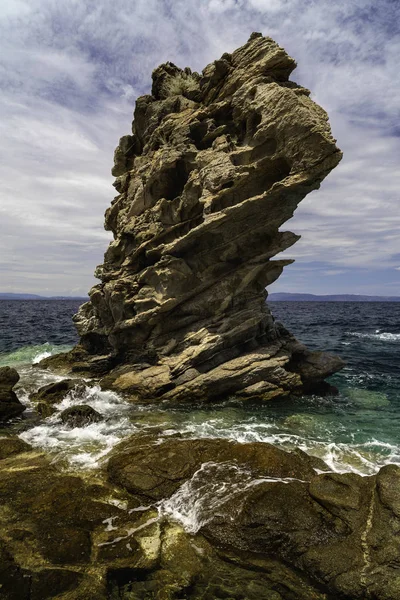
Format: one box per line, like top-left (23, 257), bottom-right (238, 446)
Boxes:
top-left (69, 33), bottom-right (343, 402)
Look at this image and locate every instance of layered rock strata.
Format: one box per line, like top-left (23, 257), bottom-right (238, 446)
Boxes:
top-left (57, 33), bottom-right (344, 401)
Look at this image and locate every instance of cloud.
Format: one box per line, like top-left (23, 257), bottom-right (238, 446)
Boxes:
top-left (0, 0), bottom-right (399, 294)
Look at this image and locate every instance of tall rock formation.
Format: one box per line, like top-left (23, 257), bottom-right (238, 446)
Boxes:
top-left (69, 33), bottom-right (344, 401)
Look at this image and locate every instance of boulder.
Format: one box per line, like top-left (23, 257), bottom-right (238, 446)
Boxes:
top-left (60, 404), bottom-right (103, 427)
top-left (0, 366), bottom-right (25, 421)
top-left (30, 378), bottom-right (88, 416)
top-left (106, 433), bottom-right (400, 599)
top-left (107, 435), bottom-right (321, 501)
top-left (44, 32), bottom-right (344, 401)
top-left (0, 450), bottom-right (134, 599)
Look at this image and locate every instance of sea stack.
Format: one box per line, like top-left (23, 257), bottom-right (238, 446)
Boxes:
top-left (64, 33), bottom-right (344, 401)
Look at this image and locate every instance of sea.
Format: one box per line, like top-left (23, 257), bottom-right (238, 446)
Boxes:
top-left (1, 299), bottom-right (399, 475)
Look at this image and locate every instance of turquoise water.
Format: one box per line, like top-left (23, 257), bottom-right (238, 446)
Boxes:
top-left (1, 299), bottom-right (399, 474)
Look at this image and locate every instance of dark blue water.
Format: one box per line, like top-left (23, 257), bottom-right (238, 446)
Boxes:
top-left (269, 301), bottom-right (400, 402)
top-left (0, 299), bottom-right (81, 354)
top-left (1, 299), bottom-right (399, 473)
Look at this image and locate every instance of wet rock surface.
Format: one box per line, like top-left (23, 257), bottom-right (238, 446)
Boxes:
top-left (1, 433), bottom-right (400, 599)
top-left (30, 378), bottom-right (88, 417)
top-left (106, 436), bottom-right (400, 599)
top-left (60, 404), bottom-right (104, 427)
top-left (43, 32), bottom-right (344, 402)
top-left (0, 366), bottom-right (25, 421)
top-left (0, 436), bottom-right (31, 460)
top-left (107, 435), bottom-right (320, 500)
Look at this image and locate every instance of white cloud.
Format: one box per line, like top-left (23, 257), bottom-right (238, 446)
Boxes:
top-left (0, 0), bottom-right (399, 295)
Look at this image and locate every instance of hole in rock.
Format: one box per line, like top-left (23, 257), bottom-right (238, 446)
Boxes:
top-left (190, 104), bottom-right (237, 150)
top-left (211, 103), bottom-right (234, 128)
top-left (189, 120), bottom-right (211, 150)
top-left (236, 111), bottom-right (263, 146)
top-left (81, 332), bottom-right (112, 355)
top-left (106, 567), bottom-right (151, 597)
top-left (220, 180), bottom-right (234, 190)
top-left (247, 111), bottom-right (262, 137)
top-left (147, 158), bottom-right (191, 203)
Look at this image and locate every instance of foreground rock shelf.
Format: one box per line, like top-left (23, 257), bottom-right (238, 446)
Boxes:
top-left (41, 32), bottom-right (344, 402)
top-left (1, 434), bottom-right (400, 599)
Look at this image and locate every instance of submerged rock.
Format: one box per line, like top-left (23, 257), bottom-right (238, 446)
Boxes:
top-left (60, 404), bottom-right (103, 427)
top-left (30, 378), bottom-right (88, 417)
top-left (346, 387), bottom-right (390, 409)
top-left (0, 366), bottom-right (25, 422)
top-left (42, 32), bottom-right (344, 402)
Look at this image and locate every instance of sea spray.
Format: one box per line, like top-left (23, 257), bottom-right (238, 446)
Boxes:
top-left (20, 383), bottom-right (137, 469)
top-left (157, 461), bottom-right (306, 533)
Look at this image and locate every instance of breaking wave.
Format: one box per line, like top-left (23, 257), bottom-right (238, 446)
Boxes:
top-left (19, 383), bottom-right (136, 469)
top-left (0, 342), bottom-right (72, 367)
top-left (346, 331), bottom-right (400, 342)
top-left (157, 461), bottom-right (303, 533)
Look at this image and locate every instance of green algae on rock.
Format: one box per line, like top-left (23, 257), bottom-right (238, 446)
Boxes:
top-left (41, 32), bottom-right (344, 403)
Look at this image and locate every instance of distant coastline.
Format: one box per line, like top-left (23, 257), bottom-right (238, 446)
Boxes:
top-left (268, 292), bottom-right (400, 302)
top-left (2, 292), bottom-right (400, 302)
top-left (0, 293), bottom-right (87, 301)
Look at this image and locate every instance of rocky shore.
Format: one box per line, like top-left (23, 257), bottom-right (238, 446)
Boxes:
top-left (3, 34), bottom-right (399, 600)
top-left (1, 430), bottom-right (400, 599)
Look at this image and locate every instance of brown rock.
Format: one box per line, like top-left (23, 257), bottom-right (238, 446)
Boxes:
top-left (107, 435), bottom-right (321, 500)
top-left (105, 433), bottom-right (400, 599)
top-left (1, 429), bottom-right (400, 599)
top-left (0, 366), bottom-right (25, 421)
top-left (53, 33), bottom-right (344, 402)
top-left (0, 437), bottom-right (31, 460)
top-left (30, 378), bottom-right (84, 403)
top-left (60, 404), bottom-right (103, 427)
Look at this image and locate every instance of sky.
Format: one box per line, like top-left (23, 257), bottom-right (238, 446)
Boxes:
top-left (0, 0), bottom-right (399, 297)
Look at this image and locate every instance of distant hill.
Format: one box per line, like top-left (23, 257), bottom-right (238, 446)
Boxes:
top-left (0, 293), bottom-right (87, 300)
top-left (0, 293), bottom-right (42, 300)
top-left (268, 293), bottom-right (400, 302)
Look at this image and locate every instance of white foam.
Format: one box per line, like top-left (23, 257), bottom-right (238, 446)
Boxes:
top-left (97, 517), bottom-right (159, 547)
top-left (0, 342), bottom-right (73, 368)
top-left (32, 350), bottom-right (52, 364)
top-left (159, 417), bottom-right (400, 476)
top-left (346, 331), bottom-right (400, 341)
top-left (103, 517), bottom-right (119, 532)
top-left (157, 462), bottom-right (307, 533)
top-left (19, 381), bottom-right (136, 469)
top-left (157, 462), bottom-right (253, 533)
